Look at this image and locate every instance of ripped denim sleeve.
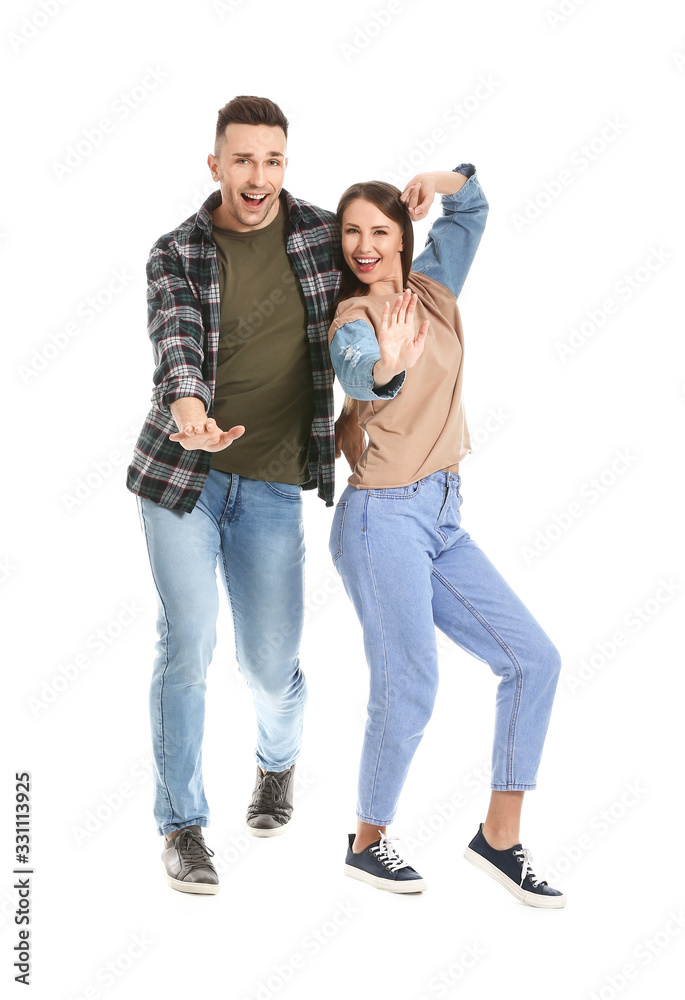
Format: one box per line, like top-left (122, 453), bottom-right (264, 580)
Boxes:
top-left (330, 318), bottom-right (406, 401)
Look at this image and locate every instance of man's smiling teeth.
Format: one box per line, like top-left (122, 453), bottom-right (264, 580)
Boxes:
top-left (243, 193), bottom-right (267, 200)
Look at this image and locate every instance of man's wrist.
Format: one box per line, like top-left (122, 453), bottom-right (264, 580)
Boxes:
top-left (169, 396), bottom-right (208, 430)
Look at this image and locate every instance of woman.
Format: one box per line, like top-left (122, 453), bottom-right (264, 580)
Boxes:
top-left (327, 163), bottom-right (566, 908)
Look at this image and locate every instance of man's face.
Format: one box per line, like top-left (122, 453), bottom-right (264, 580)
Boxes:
top-left (208, 123), bottom-right (287, 231)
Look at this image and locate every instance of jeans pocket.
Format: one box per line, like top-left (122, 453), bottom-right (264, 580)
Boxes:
top-left (367, 480), bottom-right (423, 500)
top-left (329, 500), bottom-right (348, 564)
top-left (263, 480), bottom-right (303, 500)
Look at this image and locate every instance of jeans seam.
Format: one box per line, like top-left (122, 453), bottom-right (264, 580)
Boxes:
top-left (363, 511), bottom-right (391, 817)
top-left (219, 545), bottom-right (242, 667)
top-left (139, 502), bottom-right (175, 827)
top-left (431, 568), bottom-right (523, 787)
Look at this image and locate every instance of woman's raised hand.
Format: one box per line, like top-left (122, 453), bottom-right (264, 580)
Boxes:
top-left (374, 289), bottom-right (430, 384)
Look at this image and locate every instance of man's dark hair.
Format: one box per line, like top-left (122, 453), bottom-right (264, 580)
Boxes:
top-left (215, 96), bottom-right (289, 154)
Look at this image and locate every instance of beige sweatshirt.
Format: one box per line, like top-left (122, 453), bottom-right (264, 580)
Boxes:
top-left (328, 270), bottom-right (471, 489)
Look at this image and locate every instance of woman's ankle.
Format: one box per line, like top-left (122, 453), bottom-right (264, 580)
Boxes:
top-left (352, 823), bottom-right (386, 853)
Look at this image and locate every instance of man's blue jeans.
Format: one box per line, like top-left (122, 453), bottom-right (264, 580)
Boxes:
top-left (136, 469), bottom-right (306, 836)
top-left (329, 471), bottom-right (562, 826)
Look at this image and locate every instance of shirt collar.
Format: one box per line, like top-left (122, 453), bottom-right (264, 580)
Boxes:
top-left (193, 186), bottom-right (303, 239)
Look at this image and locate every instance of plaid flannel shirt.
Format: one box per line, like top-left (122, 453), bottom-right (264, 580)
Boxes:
top-left (126, 187), bottom-right (343, 512)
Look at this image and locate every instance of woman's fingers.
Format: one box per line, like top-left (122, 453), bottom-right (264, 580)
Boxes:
top-left (405, 292), bottom-right (418, 324)
top-left (395, 288), bottom-right (412, 326)
top-left (415, 319), bottom-right (430, 342)
top-left (380, 300), bottom-right (390, 332)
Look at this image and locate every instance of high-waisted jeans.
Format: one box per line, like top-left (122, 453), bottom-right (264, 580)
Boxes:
top-left (329, 470), bottom-right (562, 826)
top-left (136, 469), bottom-right (306, 836)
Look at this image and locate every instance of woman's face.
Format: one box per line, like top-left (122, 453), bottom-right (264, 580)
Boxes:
top-left (340, 198), bottom-right (404, 286)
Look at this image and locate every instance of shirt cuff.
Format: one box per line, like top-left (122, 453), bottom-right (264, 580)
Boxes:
top-left (372, 369), bottom-right (406, 398)
top-left (152, 376), bottom-right (212, 414)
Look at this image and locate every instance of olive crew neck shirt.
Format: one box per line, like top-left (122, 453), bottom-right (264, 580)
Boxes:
top-left (209, 193), bottom-right (314, 483)
top-left (328, 270), bottom-right (471, 489)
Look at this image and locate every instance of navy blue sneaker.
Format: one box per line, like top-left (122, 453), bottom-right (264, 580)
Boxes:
top-left (344, 831), bottom-right (427, 893)
top-left (464, 823), bottom-right (566, 908)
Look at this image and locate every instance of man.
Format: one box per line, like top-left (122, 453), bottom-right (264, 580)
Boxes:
top-left (126, 94), bottom-right (463, 894)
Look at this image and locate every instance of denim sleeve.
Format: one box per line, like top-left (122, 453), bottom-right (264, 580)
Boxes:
top-left (329, 318), bottom-right (406, 401)
top-left (411, 163), bottom-right (489, 300)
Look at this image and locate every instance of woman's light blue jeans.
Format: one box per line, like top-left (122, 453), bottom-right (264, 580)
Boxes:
top-left (329, 470), bottom-right (562, 826)
top-left (136, 469), bottom-right (306, 836)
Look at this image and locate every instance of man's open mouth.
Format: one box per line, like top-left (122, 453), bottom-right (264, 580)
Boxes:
top-left (241, 192), bottom-right (269, 207)
top-left (354, 257), bottom-right (381, 273)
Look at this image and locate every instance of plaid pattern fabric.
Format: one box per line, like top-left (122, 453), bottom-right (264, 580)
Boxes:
top-left (126, 187), bottom-right (343, 512)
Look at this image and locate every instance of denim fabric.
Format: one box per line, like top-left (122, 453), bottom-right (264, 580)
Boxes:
top-left (329, 471), bottom-right (562, 826)
top-left (330, 163), bottom-right (488, 400)
top-left (136, 468), bottom-right (307, 836)
top-left (329, 319), bottom-right (406, 400)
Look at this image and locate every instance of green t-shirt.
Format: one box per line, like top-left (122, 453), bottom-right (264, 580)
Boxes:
top-left (208, 193), bottom-right (314, 483)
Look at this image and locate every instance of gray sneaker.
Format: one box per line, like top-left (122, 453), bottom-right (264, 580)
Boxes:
top-left (161, 825), bottom-right (219, 894)
top-left (246, 764), bottom-right (295, 837)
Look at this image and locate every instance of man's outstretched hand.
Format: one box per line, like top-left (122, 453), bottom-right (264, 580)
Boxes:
top-left (169, 417), bottom-right (245, 452)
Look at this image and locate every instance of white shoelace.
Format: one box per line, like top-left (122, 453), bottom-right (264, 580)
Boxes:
top-left (370, 831), bottom-right (410, 872)
top-left (513, 847), bottom-right (545, 887)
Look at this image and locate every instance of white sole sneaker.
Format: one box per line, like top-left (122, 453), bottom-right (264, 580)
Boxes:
top-left (463, 847), bottom-right (566, 908)
top-left (344, 863), bottom-right (427, 893)
top-left (245, 820), bottom-right (290, 838)
top-left (162, 863), bottom-right (219, 894)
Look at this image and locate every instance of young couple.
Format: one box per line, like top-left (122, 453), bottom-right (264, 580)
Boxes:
top-left (127, 95), bottom-right (565, 908)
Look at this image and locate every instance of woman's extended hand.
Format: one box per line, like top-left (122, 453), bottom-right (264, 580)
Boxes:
top-left (373, 289), bottom-right (430, 386)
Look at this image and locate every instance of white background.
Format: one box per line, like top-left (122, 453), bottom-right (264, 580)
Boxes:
top-left (3, 0), bottom-right (685, 998)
